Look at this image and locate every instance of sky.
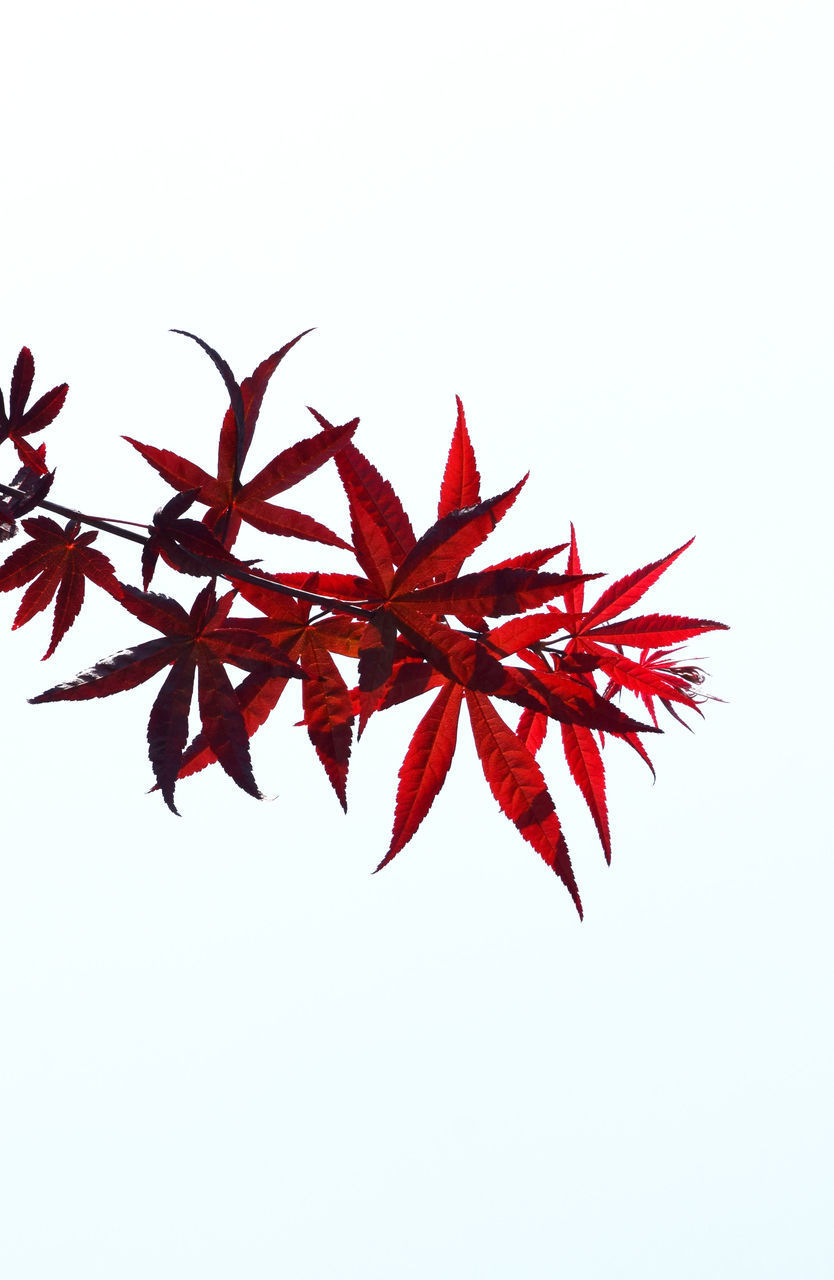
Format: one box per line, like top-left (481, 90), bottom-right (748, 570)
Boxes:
top-left (1, 2), bottom-right (832, 1276)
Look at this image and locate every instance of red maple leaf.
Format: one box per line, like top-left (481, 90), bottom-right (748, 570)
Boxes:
top-left (497, 525), bottom-right (729, 860)
top-left (0, 516), bottom-right (119, 657)
top-left (145, 577), bottom-right (366, 812)
top-left (139, 489), bottom-right (248, 589)
top-left (30, 581), bottom-right (303, 812)
top-left (124, 332), bottom-right (357, 551)
top-left (600, 645), bottom-right (714, 730)
top-left (373, 666), bottom-right (584, 912)
top-left (306, 407), bottom-right (598, 725)
top-left (367, 601), bottom-right (648, 909)
top-left (262, 405), bottom-right (655, 912)
top-left (547, 526), bottom-right (726, 716)
top-left (0, 348), bottom-right (68, 474)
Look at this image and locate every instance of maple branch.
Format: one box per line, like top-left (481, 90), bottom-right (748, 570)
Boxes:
top-left (0, 335), bottom-right (727, 909)
top-left (0, 480), bottom-right (373, 619)
top-left (0, 481), bottom-right (147, 545)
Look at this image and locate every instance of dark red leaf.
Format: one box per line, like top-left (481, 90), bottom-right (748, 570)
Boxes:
top-left (9, 348), bottom-right (35, 421)
top-left (116, 583), bottom-right (192, 635)
top-left (196, 650), bottom-right (263, 800)
top-left (1, 347), bottom-right (67, 455)
top-left (123, 438), bottom-right (216, 497)
top-left (177, 659), bottom-right (302, 781)
top-left (0, 516), bottom-right (118, 657)
top-left (171, 330), bottom-right (246, 476)
top-left (14, 559), bottom-right (64, 629)
top-left (126, 352), bottom-right (350, 553)
top-left (29, 637), bottom-right (178, 701)
top-left (217, 331), bottom-right (313, 483)
top-left (237, 497), bottom-right (351, 549)
top-left (44, 559), bottom-right (86, 659)
top-left (240, 420), bottom-right (358, 502)
top-left (148, 653), bottom-right (195, 813)
top-left (17, 384), bottom-right (69, 436)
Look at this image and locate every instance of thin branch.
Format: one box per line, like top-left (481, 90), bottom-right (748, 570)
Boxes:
top-left (0, 481), bottom-right (147, 544)
top-left (0, 480), bottom-right (373, 619)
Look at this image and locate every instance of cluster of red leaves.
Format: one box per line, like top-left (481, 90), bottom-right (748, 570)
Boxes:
top-left (0, 337), bottom-right (727, 915)
top-left (0, 347), bottom-right (66, 475)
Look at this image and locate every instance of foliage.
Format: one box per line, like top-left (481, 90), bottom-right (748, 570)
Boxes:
top-left (0, 336), bottom-right (727, 915)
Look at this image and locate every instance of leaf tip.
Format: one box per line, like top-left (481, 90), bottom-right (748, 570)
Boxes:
top-left (159, 788), bottom-right (181, 816)
top-left (372, 847), bottom-right (397, 874)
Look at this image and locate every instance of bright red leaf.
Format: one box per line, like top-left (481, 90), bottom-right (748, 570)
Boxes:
top-left (466, 689), bottom-right (582, 915)
top-left (560, 722), bottom-right (610, 863)
top-left (438, 396), bottom-right (480, 518)
top-left (377, 681), bottom-right (464, 871)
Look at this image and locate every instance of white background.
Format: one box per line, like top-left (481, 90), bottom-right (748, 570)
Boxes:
top-left (1, 3), bottom-right (831, 1276)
